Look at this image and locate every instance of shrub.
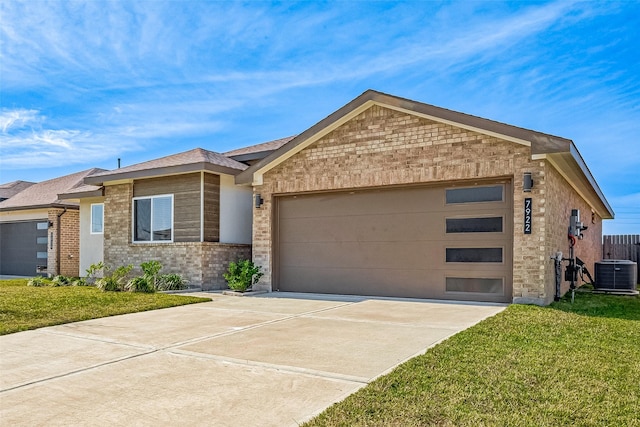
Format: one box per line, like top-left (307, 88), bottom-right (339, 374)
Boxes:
top-left (51, 275), bottom-right (72, 287)
top-left (96, 264), bottom-right (133, 292)
top-left (82, 261), bottom-right (105, 286)
top-left (156, 274), bottom-right (188, 291)
top-left (223, 259), bottom-right (263, 292)
top-left (125, 276), bottom-right (155, 293)
top-left (140, 260), bottom-right (162, 289)
top-left (27, 277), bottom-right (49, 287)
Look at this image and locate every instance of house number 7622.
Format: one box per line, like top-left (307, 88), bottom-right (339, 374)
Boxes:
top-left (524, 198), bottom-right (532, 234)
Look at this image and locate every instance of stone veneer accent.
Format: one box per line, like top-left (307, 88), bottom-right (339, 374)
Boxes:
top-left (47, 208), bottom-right (80, 277)
top-left (252, 105), bottom-right (603, 305)
top-left (103, 183), bottom-right (250, 290)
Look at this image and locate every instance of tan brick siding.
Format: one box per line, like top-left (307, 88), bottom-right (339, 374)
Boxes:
top-left (47, 208), bottom-right (80, 277)
top-left (104, 183), bottom-right (249, 289)
top-left (543, 164), bottom-right (602, 300)
top-left (252, 104), bottom-right (602, 304)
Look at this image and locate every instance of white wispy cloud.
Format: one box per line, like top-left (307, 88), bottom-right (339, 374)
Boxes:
top-left (0, 109), bottom-right (42, 133)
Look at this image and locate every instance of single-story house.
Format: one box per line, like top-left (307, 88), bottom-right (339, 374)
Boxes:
top-left (0, 169), bottom-right (104, 277)
top-left (236, 90), bottom-right (613, 305)
top-left (31, 90), bottom-right (612, 305)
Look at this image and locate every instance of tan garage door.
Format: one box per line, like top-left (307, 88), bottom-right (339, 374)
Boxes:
top-left (275, 181), bottom-right (512, 303)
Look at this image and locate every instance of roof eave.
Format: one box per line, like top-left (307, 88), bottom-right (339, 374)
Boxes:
top-left (58, 188), bottom-right (105, 200)
top-left (85, 162), bottom-right (246, 186)
top-left (236, 89), bottom-right (574, 185)
top-left (0, 203), bottom-right (79, 212)
top-left (534, 145), bottom-right (613, 220)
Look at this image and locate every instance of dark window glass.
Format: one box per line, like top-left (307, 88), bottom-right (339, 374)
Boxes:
top-left (446, 185), bottom-right (503, 204)
top-left (134, 198), bottom-right (151, 241)
top-left (446, 217), bottom-right (503, 233)
top-left (446, 277), bottom-right (503, 294)
top-left (446, 248), bottom-right (503, 263)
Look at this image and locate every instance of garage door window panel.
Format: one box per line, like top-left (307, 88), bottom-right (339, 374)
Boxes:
top-left (446, 217), bottom-right (503, 233)
top-left (446, 247), bottom-right (503, 263)
top-left (446, 185), bottom-right (503, 204)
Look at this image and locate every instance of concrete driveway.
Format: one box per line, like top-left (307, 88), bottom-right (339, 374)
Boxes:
top-left (0, 293), bottom-right (505, 426)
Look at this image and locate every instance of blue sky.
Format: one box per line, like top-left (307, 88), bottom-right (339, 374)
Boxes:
top-left (1, 1), bottom-right (638, 234)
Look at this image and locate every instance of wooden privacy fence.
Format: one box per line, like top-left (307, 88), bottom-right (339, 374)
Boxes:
top-left (603, 234), bottom-right (640, 283)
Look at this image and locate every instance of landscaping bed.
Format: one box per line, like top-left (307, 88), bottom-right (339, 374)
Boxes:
top-left (305, 291), bottom-right (640, 426)
top-left (0, 279), bottom-right (209, 335)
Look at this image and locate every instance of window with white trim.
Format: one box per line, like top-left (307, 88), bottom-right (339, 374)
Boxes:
top-left (133, 195), bottom-right (173, 242)
top-left (91, 203), bottom-right (104, 234)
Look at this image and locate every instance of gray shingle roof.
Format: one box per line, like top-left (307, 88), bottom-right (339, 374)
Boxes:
top-left (224, 136), bottom-right (296, 157)
top-left (0, 169), bottom-right (106, 211)
top-left (85, 148), bottom-right (248, 184)
top-left (0, 180), bottom-right (36, 200)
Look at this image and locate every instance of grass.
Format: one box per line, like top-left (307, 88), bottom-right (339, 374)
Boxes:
top-left (305, 291), bottom-right (640, 427)
top-left (0, 279), bottom-right (209, 335)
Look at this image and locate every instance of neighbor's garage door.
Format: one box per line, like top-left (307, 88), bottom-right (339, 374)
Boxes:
top-left (0, 221), bottom-right (49, 276)
top-left (275, 182), bottom-right (512, 303)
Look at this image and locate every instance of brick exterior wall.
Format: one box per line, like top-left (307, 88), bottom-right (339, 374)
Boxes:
top-left (252, 105), bottom-right (603, 304)
top-left (47, 208), bottom-right (80, 277)
top-left (103, 183), bottom-right (250, 290)
top-left (543, 165), bottom-right (603, 300)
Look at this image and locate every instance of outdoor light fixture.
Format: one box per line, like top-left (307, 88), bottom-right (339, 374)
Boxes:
top-left (523, 172), bottom-right (534, 192)
top-left (254, 194), bottom-right (264, 209)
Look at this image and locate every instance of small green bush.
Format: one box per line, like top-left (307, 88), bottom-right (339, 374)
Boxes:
top-left (27, 277), bottom-right (50, 287)
top-left (81, 261), bottom-right (105, 286)
top-left (125, 276), bottom-right (155, 293)
top-left (140, 260), bottom-right (162, 288)
top-left (51, 275), bottom-right (72, 287)
top-left (96, 264), bottom-right (133, 292)
top-left (223, 259), bottom-right (263, 292)
top-left (156, 273), bottom-right (188, 291)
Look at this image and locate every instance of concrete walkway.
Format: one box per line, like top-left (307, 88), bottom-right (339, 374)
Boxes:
top-left (0, 293), bottom-right (505, 426)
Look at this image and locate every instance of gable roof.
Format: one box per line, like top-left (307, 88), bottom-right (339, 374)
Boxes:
top-left (84, 148), bottom-right (248, 185)
top-left (0, 169), bottom-right (106, 211)
top-left (236, 89), bottom-right (613, 219)
top-left (0, 180), bottom-right (36, 201)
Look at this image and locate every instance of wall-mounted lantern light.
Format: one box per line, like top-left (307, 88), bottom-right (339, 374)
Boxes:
top-left (254, 194), bottom-right (264, 209)
top-left (523, 172), bottom-right (534, 192)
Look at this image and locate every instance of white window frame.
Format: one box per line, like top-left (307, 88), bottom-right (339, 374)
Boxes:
top-left (90, 203), bottom-right (104, 235)
top-left (132, 194), bottom-right (174, 243)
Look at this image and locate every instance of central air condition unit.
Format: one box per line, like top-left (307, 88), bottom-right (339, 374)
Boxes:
top-left (594, 260), bottom-right (638, 290)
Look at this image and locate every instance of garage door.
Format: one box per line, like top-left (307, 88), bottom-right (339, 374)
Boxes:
top-left (275, 182), bottom-right (512, 302)
top-left (0, 221), bottom-right (49, 276)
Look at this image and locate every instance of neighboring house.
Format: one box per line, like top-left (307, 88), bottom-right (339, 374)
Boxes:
top-left (0, 169), bottom-right (105, 277)
top-left (236, 90), bottom-right (614, 305)
top-left (0, 180), bottom-right (36, 202)
top-left (71, 148), bottom-right (275, 288)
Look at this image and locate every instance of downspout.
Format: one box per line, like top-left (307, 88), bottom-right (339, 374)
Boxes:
top-left (56, 208), bottom-right (67, 276)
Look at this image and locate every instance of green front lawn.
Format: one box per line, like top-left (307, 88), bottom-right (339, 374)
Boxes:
top-left (306, 291), bottom-right (640, 426)
top-left (0, 279), bottom-right (209, 335)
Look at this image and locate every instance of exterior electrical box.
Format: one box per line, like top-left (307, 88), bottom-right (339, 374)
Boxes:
top-left (595, 260), bottom-right (638, 290)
